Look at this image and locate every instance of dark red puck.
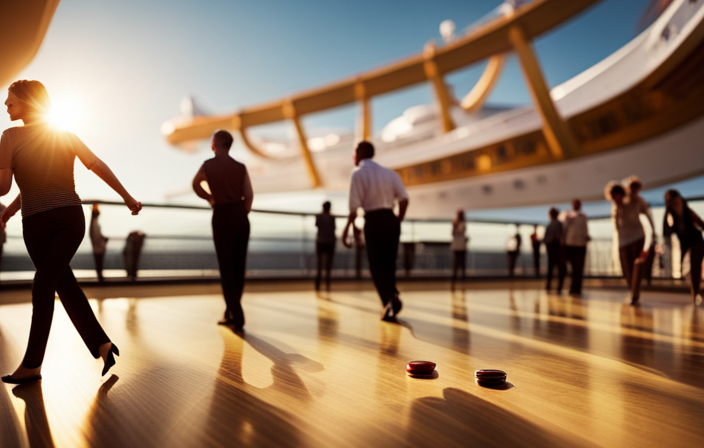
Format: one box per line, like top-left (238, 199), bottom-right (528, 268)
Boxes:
top-left (475, 369), bottom-right (507, 385)
top-left (407, 360), bottom-right (436, 375)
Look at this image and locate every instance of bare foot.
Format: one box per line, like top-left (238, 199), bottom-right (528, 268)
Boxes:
top-left (7, 364), bottom-right (42, 380)
top-left (99, 342), bottom-right (113, 364)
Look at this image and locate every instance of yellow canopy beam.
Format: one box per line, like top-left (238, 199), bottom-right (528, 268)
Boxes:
top-left (164, 0), bottom-right (603, 145)
top-left (460, 54), bottom-right (506, 113)
top-left (509, 25), bottom-right (579, 159)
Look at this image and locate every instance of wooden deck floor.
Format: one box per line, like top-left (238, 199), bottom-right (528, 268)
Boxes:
top-left (1, 283), bottom-right (703, 447)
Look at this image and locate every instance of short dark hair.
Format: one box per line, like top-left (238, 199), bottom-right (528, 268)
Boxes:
top-left (572, 199), bottom-right (582, 211)
top-left (609, 184), bottom-right (626, 197)
top-left (212, 130), bottom-right (234, 150)
top-left (549, 207), bottom-right (559, 219)
top-left (323, 201), bottom-right (331, 212)
top-left (356, 141), bottom-right (374, 160)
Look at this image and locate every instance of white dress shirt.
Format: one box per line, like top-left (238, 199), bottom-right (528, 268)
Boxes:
top-left (349, 159), bottom-right (408, 213)
top-left (563, 211), bottom-right (590, 247)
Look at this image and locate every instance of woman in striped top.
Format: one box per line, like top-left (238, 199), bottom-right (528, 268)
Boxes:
top-left (0, 80), bottom-right (142, 384)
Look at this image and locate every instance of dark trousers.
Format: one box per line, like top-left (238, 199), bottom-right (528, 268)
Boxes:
top-left (212, 203), bottom-right (250, 327)
top-left (687, 242), bottom-right (704, 298)
top-left (452, 250), bottom-right (466, 285)
top-left (532, 242), bottom-right (541, 277)
top-left (565, 245), bottom-right (586, 294)
top-left (619, 238), bottom-right (645, 292)
top-left (364, 209), bottom-right (400, 306)
top-left (545, 241), bottom-right (565, 291)
top-left (507, 251), bottom-right (519, 277)
top-left (22, 206), bottom-right (110, 369)
top-left (315, 242), bottom-right (335, 291)
top-left (93, 251), bottom-right (105, 281)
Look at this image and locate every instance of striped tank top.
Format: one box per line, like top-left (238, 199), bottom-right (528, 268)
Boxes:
top-left (2, 125), bottom-right (83, 217)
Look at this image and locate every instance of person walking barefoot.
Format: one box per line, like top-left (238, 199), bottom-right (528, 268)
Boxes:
top-left (0, 80), bottom-right (141, 383)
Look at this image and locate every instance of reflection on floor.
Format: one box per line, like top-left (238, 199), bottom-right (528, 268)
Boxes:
top-left (1, 284), bottom-right (704, 447)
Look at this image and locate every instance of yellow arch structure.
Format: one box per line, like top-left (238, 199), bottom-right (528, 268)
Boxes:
top-left (459, 55), bottom-right (506, 113)
top-left (164, 0), bottom-right (603, 186)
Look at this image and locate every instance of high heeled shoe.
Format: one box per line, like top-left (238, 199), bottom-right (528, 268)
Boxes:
top-left (102, 343), bottom-right (120, 377)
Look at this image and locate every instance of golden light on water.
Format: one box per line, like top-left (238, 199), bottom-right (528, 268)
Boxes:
top-left (46, 97), bottom-right (83, 132)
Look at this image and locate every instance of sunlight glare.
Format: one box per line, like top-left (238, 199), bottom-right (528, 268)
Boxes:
top-left (46, 98), bottom-right (82, 132)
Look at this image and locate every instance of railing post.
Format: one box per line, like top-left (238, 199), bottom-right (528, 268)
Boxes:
top-left (283, 101), bottom-right (322, 188)
top-left (423, 42), bottom-right (456, 133)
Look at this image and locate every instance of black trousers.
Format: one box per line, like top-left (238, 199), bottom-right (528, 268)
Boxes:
top-left (545, 241), bottom-right (565, 291)
top-left (565, 245), bottom-right (586, 294)
top-left (532, 241), bottom-right (541, 277)
top-left (686, 241), bottom-right (704, 298)
top-left (364, 209), bottom-right (400, 306)
top-left (507, 251), bottom-right (519, 277)
top-left (93, 251), bottom-right (105, 281)
top-left (22, 206), bottom-right (110, 369)
top-left (315, 242), bottom-right (335, 291)
top-left (212, 203), bottom-right (250, 327)
top-left (452, 250), bottom-right (466, 284)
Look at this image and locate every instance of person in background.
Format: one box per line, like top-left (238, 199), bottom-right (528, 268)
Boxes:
top-left (193, 130), bottom-right (253, 331)
top-left (342, 141), bottom-right (409, 322)
top-left (544, 207), bottom-right (565, 293)
top-left (605, 182), bottom-right (650, 305)
top-left (625, 176), bottom-right (656, 285)
top-left (451, 209), bottom-right (468, 289)
top-left (123, 230), bottom-right (145, 281)
top-left (663, 189), bottom-right (704, 305)
top-left (563, 199), bottom-right (590, 296)
top-left (530, 224), bottom-right (541, 278)
top-left (315, 201), bottom-right (336, 292)
top-left (90, 203), bottom-right (109, 282)
top-left (506, 225), bottom-right (522, 277)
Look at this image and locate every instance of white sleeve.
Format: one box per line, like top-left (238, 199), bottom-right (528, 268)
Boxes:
top-left (349, 172), bottom-right (362, 213)
top-left (393, 171), bottom-right (409, 200)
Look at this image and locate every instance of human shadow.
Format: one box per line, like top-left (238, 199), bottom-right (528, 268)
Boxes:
top-left (12, 382), bottom-right (56, 448)
top-left (0, 327), bottom-right (25, 447)
top-left (406, 388), bottom-right (574, 447)
top-left (196, 329), bottom-right (306, 446)
top-left (243, 332), bottom-right (324, 400)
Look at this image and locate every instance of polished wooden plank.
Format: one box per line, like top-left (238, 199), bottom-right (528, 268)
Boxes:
top-left (1, 284), bottom-right (704, 447)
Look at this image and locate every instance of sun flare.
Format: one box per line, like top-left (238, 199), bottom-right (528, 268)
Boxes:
top-left (46, 98), bottom-right (82, 132)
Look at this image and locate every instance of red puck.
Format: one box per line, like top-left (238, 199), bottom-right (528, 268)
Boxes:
top-left (475, 369), bottom-right (507, 385)
top-left (406, 360), bottom-right (436, 375)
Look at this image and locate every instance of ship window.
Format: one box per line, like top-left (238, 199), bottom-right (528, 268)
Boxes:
top-left (496, 145), bottom-right (507, 162)
top-left (482, 185), bottom-right (493, 195)
top-left (431, 161), bottom-right (442, 174)
top-left (414, 166), bottom-right (424, 178)
top-left (461, 154), bottom-right (475, 170)
top-left (518, 140), bottom-right (536, 155)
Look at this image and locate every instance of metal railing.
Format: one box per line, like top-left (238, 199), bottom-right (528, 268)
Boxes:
top-left (0, 197), bottom-right (699, 282)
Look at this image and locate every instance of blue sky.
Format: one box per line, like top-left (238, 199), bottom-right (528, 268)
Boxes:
top-left (3, 0), bottom-right (693, 217)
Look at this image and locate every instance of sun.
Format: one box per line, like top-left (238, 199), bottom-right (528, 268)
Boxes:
top-left (46, 98), bottom-right (82, 132)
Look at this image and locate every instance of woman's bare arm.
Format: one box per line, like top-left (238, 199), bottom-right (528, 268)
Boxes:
top-left (70, 133), bottom-right (141, 215)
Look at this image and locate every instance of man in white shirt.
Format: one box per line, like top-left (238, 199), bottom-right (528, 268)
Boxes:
top-left (343, 141), bottom-right (409, 321)
top-left (562, 199), bottom-right (590, 295)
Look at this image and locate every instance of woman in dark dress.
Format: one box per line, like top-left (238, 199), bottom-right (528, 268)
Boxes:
top-left (664, 189), bottom-right (704, 304)
top-left (0, 80), bottom-right (142, 383)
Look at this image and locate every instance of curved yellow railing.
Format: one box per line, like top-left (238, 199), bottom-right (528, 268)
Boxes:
top-left (164, 0), bottom-right (603, 187)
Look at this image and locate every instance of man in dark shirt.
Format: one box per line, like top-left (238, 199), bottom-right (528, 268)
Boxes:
top-left (315, 201), bottom-right (336, 292)
top-left (193, 130), bottom-right (254, 330)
